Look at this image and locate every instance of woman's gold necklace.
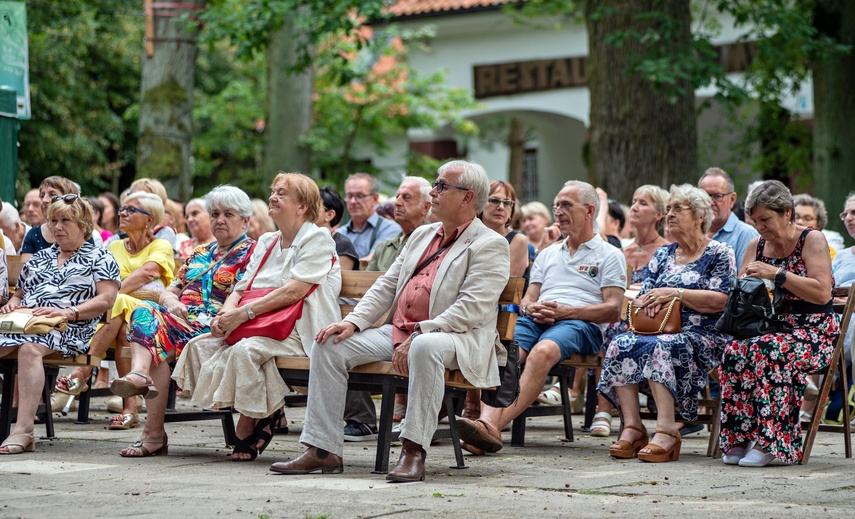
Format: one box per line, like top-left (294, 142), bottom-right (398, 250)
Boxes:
top-left (676, 238), bottom-right (706, 264)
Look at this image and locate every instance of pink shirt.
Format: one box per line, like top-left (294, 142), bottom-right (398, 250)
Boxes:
top-left (391, 221), bottom-right (472, 347)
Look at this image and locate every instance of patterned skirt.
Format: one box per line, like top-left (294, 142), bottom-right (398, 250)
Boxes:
top-left (127, 301), bottom-right (210, 365)
top-left (719, 311), bottom-right (840, 464)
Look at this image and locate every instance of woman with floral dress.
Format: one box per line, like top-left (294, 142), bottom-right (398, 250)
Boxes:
top-left (719, 180), bottom-right (839, 467)
top-left (598, 184), bottom-right (735, 463)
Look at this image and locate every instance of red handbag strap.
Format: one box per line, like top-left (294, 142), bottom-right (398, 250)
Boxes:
top-left (245, 233), bottom-right (281, 291)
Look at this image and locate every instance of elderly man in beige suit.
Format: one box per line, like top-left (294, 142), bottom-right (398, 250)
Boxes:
top-left (270, 160), bottom-right (510, 482)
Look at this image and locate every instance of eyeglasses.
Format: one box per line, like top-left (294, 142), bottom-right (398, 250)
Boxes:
top-left (432, 180), bottom-right (469, 195)
top-left (795, 215), bottom-right (817, 222)
top-left (345, 193), bottom-right (372, 201)
top-left (487, 197), bottom-right (515, 209)
top-left (552, 201), bottom-right (586, 213)
top-left (707, 192), bottom-right (733, 202)
top-left (841, 210), bottom-right (855, 220)
top-left (665, 204), bottom-right (689, 213)
top-left (118, 205), bottom-right (152, 217)
top-left (51, 194), bottom-right (79, 204)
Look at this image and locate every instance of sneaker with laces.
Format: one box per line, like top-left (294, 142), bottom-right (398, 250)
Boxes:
top-left (343, 421), bottom-right (379, 442)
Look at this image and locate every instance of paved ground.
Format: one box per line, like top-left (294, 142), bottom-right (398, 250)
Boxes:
top-left (2, 396), bottom-right (855, 518)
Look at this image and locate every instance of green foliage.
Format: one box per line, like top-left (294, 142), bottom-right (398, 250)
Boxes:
top-left (304, 25), bottom-right (480, 188)
top-left (199, 0), bottom-right (388, 68)
top-left (19, 1), bottom-right (141, 198)
top-left (192, 44), bottom-right (267, 197)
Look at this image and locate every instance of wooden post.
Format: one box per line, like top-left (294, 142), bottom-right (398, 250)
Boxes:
top-left (144, 0), bottom-right (155, 57)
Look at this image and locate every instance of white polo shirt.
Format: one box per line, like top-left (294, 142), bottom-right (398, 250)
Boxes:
top-left (531, 234), bottom-right (626, 328)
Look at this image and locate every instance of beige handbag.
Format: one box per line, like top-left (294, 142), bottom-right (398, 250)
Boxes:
top-left (0, 308), bottom-right (69, 335)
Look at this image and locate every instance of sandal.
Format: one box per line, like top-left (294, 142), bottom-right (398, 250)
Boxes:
top-left (393, 402), bottom-right (406, 423)
top-left (537, 384), bottom-right (562, 406)
top-left (231, 432), bottom-right (259, 462)
top-left (55, 376), bottom-right (89, 396)
top-left (109, 413), bottom-right (140, 430)
top-left (609, 425), bottom-right (648, 459)
top-left (0, 433), bottom-right (35, 454)
top-left (254, 408), bottom-right (283, 456)
top-left (111, 370), bottom-right (159, 399)
top-left (120, 434), bottom-right (168, 457)
top-left (590, 411), bottom-right (613, 437)
top-left (274, 414), bottom-right (289, 435)
top-left (638, 429), bottom-right (681, 463)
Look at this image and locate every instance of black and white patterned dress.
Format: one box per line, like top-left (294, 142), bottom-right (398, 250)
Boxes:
top-left (0, 242), bottom-right (121, 356)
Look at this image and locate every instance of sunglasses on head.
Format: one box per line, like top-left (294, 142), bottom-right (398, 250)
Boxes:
top-left (52, 194), bottom-right (80, 204)
top-left (118, 205), bottom-right (152, 217)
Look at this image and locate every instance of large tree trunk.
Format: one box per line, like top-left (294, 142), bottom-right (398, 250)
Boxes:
top-left (136, 0), bottom-right (205, 201)
top-left (585, 0), bottom-right (696, 203)
top-left (812, 0), bottom-right (855, 240)
top-left (261, 17), bottom-right (314, 185)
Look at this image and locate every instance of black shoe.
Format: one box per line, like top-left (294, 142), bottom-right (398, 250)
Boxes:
top-left (343, 420), bottom-right (378, 442)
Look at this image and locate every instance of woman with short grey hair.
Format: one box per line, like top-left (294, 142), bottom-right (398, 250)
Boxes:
top-left (668, 184), bottom-right (714, 234)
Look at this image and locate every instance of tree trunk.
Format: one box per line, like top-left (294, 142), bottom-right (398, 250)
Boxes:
top-left (507, 118), bottom-right (525, 192)
top-left (585, 0), bottom-right (696, 204)
top-left (261, 17), bottom-right (314, 185)
top-left (812, 0), bottom-right (855, 240)
top-left (136, 0), bottom-right (205, 201)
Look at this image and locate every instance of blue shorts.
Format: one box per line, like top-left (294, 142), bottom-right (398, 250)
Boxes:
top-left (514, 316), bottom-right (602, 362)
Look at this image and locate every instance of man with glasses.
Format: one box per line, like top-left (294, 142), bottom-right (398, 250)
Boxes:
top-left (340, 173), bottom-right (402, 264)
top-left (270, 160), bottom-right (510, 482)
top-left (456, 180), bottom-right (627, 455)
top-left (698, 167), bottom-right (758, 271)
top-left (21, 188), bottom-right (44, 227)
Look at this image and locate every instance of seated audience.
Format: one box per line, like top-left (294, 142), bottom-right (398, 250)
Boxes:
top-left (455, 180), bottom-right (626, 455)
top-left (520, 201), bottom-right (552, 254)
top-left (720, 180), bottom-right (839, 467)
top-left (248, 198), bottom-right (277, 241)
top-left (0, 196), bottom-right (120, 454)
top-left (0, 203), bottom-right (27, 254)
top-left (793, 193), bottom-right (845, 257)
top-left (22, 188), bottom-right (45, 228)
top-left (598, 185), bottom-right (734, 463)
top-left (269, 160), bottom-right (509, 482)
top-left (56, 193), bottom-right (174, 430)
top-left (98, 192), bottom-right (121, 236)
top-left (339, 172), bottom-right (402, 263)
top-left (698, 167), bottom-right (758, 271)
top-left (318, 186), bottom-right (358, 272)
top-left (111, 185), bottom-right (256, 457)
top-left (174, 173), bottom-right (341, 461)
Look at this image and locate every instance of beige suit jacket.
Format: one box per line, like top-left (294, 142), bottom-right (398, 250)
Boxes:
top-left (344, 218), bottom-right (510, 387)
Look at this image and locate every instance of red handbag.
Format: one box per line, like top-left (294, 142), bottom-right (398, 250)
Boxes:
top-left (224, 233), bottom-right (332, 346)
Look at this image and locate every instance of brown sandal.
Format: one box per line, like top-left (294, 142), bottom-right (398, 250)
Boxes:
top-left (637, 429), bottom-right (681, 463)
top-left (609, 425), bottom-right (648, 459)
top-left (111, 370), bottom-right (159, 399)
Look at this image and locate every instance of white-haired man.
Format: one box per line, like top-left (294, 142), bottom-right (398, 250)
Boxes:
top-left (270, 160), bottom-right (510, 482)
top-left (456, 180), bottom-right (627, 454)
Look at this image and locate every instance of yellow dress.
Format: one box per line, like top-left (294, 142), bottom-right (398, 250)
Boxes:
top-left (108, 238), bottom-right (175, 323)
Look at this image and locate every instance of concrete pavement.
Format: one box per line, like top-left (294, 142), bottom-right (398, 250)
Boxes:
top-left (2, 396), bottom-right (854, 518)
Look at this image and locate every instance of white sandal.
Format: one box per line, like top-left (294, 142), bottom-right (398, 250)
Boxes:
top-left (590, 411), bottom-right (613, 437)
top-left (536, 384), bottom-right (563, 406)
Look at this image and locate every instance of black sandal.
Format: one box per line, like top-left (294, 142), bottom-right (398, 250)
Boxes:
top-left (255, 408), bottom-right (283, 456)
top-left (274, 413), bottom-right (289, 435)
top-left (231, 432), bottom-right (258, 462)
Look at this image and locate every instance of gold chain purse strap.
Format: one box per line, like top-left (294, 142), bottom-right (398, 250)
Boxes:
top-left (628, 296), bottom-right (679, 334)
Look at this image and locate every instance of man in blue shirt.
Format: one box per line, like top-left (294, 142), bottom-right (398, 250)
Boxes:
top-left (699, 167), bottom-right (758, 271)
top-left (340, 173), bottom-right (402, 264)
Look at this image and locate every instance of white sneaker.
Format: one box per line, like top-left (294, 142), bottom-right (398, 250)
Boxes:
top-left (738, 449), bottom-right (776, 467)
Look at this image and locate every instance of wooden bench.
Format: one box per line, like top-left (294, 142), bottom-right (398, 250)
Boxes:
top-left (510, 353), bottom-right (603, 446)
top-left (276, 271), bottom-right (524, 473)
top-left (0, 351), bottom-right (101, 443)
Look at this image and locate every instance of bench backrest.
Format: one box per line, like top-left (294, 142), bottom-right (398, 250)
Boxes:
top-left (7, 256), bottom-right (24, 290)
top-left (339, 271), bottom-right (523, 341)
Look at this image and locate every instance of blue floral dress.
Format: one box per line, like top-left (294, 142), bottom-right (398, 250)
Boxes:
top-left (719, 229), bottom-right (839, 464)
top-left (598, 240), bottom-right (735, 420)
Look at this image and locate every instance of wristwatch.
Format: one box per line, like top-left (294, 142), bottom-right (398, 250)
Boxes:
top-left (774, 268), bottom-right (787, 287)
top-left (677, 288), bottom-right (684, 301)
top-left (245, 305), bottom-right (257, 320)
top-left (410, 331), bottom-right (420, 342)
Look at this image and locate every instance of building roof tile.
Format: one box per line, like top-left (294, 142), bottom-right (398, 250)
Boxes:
top-left (387, 0), bottom-right (512, 18)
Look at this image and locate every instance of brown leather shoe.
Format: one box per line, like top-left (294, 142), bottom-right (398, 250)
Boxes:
top-left (460, 440), bottom-right (485, 456)
top-left (386, 439), bottom-right (426, 483)
top-left (455, 417), bottom-right (503, 453)
top-left (269, 446), bottom-right (343, 475)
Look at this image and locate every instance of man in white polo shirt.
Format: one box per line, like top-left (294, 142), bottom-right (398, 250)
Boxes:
top-left (456, 180), bottom-right (627, 454)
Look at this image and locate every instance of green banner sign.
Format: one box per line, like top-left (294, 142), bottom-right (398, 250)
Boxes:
top-left (0, 2), bottom-right (28, 119)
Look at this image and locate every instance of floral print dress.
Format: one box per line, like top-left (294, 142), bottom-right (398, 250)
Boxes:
top-left (127, 238), bottom-right (255, 364)
top-left (598, 241), bottom-right (735, 421)
top-left (719, 229), bottom-right (840, 464)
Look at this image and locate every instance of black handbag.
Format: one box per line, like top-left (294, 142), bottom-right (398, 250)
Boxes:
top-left (715, 276), bottom-right (792, 339)
top-left (480, 340), bottom-right (520, 408)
